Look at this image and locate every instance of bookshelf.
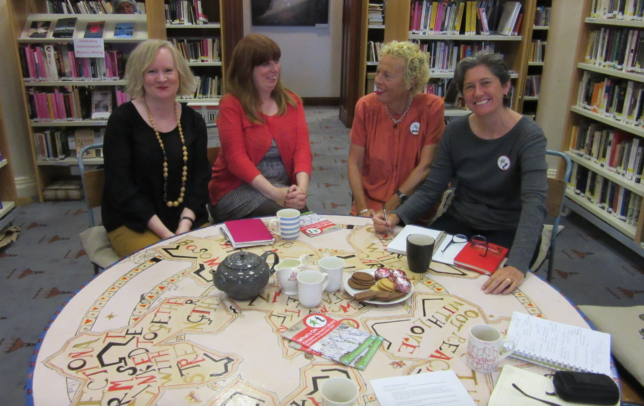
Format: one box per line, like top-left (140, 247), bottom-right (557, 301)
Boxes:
top-left (343, 0), bottom-right (537, 126)
top-left (522, 0), bottom-right (550, 119)
top-left (6, 0), bottom-right (148, 201)
top-left (0, 93), bottom-right (18, 229)
top-left (560, 0), bottom-right (644, 257)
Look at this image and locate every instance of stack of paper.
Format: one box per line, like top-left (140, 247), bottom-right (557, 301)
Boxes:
top-left (220, 218), bottom-right (274, 249)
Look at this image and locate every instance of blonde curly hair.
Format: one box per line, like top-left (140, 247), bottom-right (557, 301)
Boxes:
top-left (379, 41), bottom-right (429, 96)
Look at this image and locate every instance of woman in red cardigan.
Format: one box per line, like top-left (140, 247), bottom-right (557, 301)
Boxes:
top-left (209, 34), bottom-right (312, 222)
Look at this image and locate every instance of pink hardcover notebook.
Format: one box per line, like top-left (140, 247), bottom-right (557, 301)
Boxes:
top-left (223, 218), bottom-right (274, 247)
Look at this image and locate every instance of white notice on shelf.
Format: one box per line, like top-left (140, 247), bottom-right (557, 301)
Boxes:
top-left (371, 371), bottom-right (476, 406)
top-left (74, 38), bottom-right (105, 58)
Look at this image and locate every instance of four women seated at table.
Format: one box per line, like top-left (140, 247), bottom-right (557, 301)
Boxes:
top-left (103, 35), bottom-right (547, 295)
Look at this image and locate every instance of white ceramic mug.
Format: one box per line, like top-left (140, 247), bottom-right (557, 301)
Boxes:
top-left (320, 377), bottom-right (359, 406)
top-left (274, 254), bottom-right (310, 295)
top-left (269, 209), bottom-right (301, 240)
top-left (297, 270), bottom-right (329, 308)
top-left (465, 324), bottom-right (516, 374)
top-left (318, 256), bottom-right (345, 293)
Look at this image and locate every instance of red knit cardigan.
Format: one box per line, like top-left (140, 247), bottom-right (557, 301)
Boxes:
top-left (208, 92), bottom-right (313, 205)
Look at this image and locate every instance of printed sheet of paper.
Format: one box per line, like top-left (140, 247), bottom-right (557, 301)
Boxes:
top-left (371, 370), bottom-right (476, 406)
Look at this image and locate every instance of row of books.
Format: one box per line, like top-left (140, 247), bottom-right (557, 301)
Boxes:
top-left (34, 128), bottom-right (104, 162)
top-left (569, 163), bottom-right (643, 226)
top-left (524, 75), bottom-right (541, 97)
top-left (165, 0), bottom-right (209, 25)
top-left (45, 0), bottom-right (114, 15)
top-left (171, 38), bottom-right (221, 63)
top-left (590, 0), bottom-right (644, 20)
top-left (417, 41), bottom-right (496, 73)
top-left (408, 0), bottom-right (523, 36)
top-left (19, 44), bottom-right (124, 82)
top-left (568, 121), bottom-right (644, 183)
top-left (178, 76), bottom-right (220, 100)
top-left (584, 27), bottom-right (644, 73)
top-left (26, 87), bottom-right (125, 122)
top-left (368, 3), bottom-right (384, 25)
top-left (366, 41), bottom-right (384, 63)
top-left (189, 104), bottom-right (218, 126)
top-left (528, 39), bottom-right (546, 63)
top-left (578, 72), bottom-right (644, 126)
top-left (26, 19), bottom-right (133, 40)
top-left (533, 5), bottom-right (550, 27)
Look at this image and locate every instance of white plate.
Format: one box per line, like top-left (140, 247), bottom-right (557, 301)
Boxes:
top-left (344, 270), bottom-right (414, 305)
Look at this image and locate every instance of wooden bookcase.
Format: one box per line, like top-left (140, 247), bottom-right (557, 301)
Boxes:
top-left (344, 0), bottom-right (537, 127)
top-left (0, 96), bottom-right (18, 229)
top-left (522, 0), bottom-right (551, 119)
top-left (560, 0), bottom-right (644, 257)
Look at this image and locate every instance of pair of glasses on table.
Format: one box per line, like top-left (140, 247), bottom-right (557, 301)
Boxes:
top-left (440, 234), bottom-right (500, 257)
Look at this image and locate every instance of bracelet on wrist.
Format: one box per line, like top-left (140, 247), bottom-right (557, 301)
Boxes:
top-left (180, 216), bottom-right (194, 223)
top-left (358, 209), bottom-right (369, 215)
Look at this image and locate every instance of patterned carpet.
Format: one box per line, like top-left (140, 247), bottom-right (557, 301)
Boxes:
top-left (1, 106), bottom-right (643, 405)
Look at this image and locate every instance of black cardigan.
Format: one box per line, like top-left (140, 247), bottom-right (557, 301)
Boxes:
top-left (101, 102), bottom-right (211, 233)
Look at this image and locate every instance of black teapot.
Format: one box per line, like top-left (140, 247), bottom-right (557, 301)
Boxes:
top-left (211, 251), bottom-right (279, 300)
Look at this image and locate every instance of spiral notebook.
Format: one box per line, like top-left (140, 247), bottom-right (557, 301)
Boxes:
top-left (505, 312), bottom-right (612, 376)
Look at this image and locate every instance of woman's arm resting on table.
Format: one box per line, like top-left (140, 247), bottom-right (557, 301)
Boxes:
top-left (481, 266), bottom-right (525, 295)
top-left (148, 215), bottom-right (175, 240)
top-left (251, 174), bottom-right (288, 206)
top-left (175, 207), bottom-right (196, 235)
top-left (348, 143), bottom-right (375, 217)
top-left (385, 144), bottom-right (438, 211)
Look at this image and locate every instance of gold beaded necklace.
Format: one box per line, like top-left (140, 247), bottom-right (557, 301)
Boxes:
top-left (144, 99), bottom-right (188, 208)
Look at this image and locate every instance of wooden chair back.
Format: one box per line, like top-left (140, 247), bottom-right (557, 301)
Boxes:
top-left (546, 178), bottom-right (566, 217)
top-left (83, 169), bottom-right (105, 209)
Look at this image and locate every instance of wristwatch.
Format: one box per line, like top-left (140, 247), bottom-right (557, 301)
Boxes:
top-left (395, 190), bottom-right (408, 203)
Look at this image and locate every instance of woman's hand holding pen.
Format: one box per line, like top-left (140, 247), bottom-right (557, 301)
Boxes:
top-left (373, 211), bottom-right (400, 234)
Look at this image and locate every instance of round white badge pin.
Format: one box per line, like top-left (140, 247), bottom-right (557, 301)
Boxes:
top-left (410, 122), bottom-right (420, 135)
top-left (498, 156), bottom-right (511, 170)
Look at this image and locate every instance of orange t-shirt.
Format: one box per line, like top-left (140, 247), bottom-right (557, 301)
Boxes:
top-left (350, 93), bottom-right (445, 213)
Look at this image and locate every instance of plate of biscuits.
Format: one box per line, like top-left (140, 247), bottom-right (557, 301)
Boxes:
top-left (344, 268), bottom-right (414, 305)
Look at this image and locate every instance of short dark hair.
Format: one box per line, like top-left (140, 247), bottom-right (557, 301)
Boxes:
top-left (454, 52), bottom-right (512, 107)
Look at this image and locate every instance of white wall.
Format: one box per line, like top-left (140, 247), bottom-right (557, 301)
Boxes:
top-left (242, 0), bottom-right (342, 98)
top-left (0, 0), bottom-right (38, 199)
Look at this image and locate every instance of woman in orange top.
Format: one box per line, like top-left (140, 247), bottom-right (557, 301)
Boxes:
top-left (348, 41), bottom-right (445, 218)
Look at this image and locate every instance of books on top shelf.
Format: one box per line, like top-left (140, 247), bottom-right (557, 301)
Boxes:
top-left (28, 21), bottom-right (51, 39)
top-left (52, 18), bottom-right (77, 39)
top-left (46, 0), bottom-right (117, 15)
top-left (114, 22), bottom-right (135, 38)
top-left (505, 311), bottom-right (612, 376)
top-left (368, 3), bottom-right (384, 25)
top-left (84, 21), bottom-right (105, 38)
top-left (567, 162), bottom-right (643, 226)
top-left (282, 313), bottom-right (383, 370)
top-left (453, 240), bottom-right (508, 275)
top-left (220, 218), bottom-right (274, 249)
top-left (533, 5), bottom-right (551, 27)
top-left (408, 0), bottom-right (524, 36)
top-left (590, 0), bottom-right (644, 20)
top-left (19, 44), bottom-right (124, 82)
top-left (165, 0), bottom-right (209, 25)
top-left (585, 27), bottom-right (644, 73)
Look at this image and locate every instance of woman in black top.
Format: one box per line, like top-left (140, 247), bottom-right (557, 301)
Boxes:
top-left (102, 39), bottom-right (211, 257)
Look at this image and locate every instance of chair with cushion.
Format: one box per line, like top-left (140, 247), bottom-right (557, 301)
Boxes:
top-left (78, 143), bottom-right (119, 274)
top-left (542, 150), bottom-right (572, 282)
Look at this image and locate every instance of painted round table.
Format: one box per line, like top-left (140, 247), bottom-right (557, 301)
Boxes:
top-left (26, 215), bottom-right (602, 405)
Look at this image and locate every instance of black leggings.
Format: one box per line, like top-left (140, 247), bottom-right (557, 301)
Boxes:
top-left (430, 213), bottom-right (541, 267)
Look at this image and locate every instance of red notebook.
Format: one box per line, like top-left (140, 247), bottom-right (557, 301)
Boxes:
top-left (220, 219), bottom-right (275, 249)
top-left (454, 242), bottom-right (509, 275)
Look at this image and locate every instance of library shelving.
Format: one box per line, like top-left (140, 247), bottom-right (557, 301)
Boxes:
top-left (7, 0), bottom-right (148, 201)
top-left (560, 0), bottom-right (644, 256)
top-left (522, 0), bottom-right (550, 119)
top-left (158, 0), bottom-right (226, 109)
top-left (0, 92), bottom-right (18, 229)
top-left (342, 0), bottom-right (538, 126)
